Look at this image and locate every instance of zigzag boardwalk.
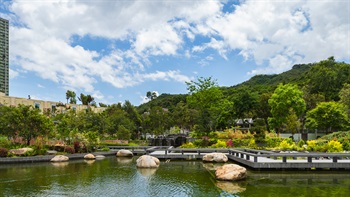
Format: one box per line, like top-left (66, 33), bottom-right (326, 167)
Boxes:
top-left (1, 146), bottom-right (349, 170)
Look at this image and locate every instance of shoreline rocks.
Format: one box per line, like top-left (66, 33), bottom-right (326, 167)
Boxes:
top-left (84, 153), bottom-right (96, 160)
top-left (50, 155), bottom-right (69, 162)
top-left (9, 148), bottom-right (33, 156)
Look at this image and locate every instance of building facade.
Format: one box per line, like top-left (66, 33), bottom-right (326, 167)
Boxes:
top-left (0, 18), bottom-right (9, 96)
top-left (0, 92), bottom-right (106, 114)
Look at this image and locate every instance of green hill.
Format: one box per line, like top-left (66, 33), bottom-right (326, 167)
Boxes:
top-left (137, 58), bottom-right (349, 111)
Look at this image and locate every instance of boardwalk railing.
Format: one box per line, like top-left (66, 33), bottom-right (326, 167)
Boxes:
top-left (228, 148), bottom-right (350, 170)
top-left (229, 148), bottom-right (350, 163)
top-left (107, 146), bottom-right (172, 154)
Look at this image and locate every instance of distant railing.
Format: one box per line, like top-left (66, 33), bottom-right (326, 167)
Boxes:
top-left (107, 146), bottom-right (173, 154)
top-left (228, 148), bottom-right (350, 163)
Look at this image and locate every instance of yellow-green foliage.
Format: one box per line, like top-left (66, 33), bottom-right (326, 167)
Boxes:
top-left (278, 140), bottom-right (291, 150)
top-left (326, 140), bottom-right (343, 152)
top-left (279, 139), bottom-right (295, 150)
top-left (306, 140), bottom-right (329, 152)
top-left (180, 142), bottom-right (196, 148)
top-left (217, 129), bottom-right (254, 140)
top-left (306, 140), bottom-right (317, 151)
top-left (210, 140), bottom-right (227, 148)
top-left (248, 138), bottom-right (257, 148)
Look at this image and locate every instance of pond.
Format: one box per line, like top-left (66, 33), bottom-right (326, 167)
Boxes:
top-left (0, 156), bottom-right (349, 196)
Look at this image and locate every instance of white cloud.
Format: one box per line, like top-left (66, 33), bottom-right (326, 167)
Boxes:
top-left (9, 69), bottom-right (19, 79)
top-left (133, 24), bottom-right (182, 56)
top-left (37, 84), bottom-right (44, 88)
top-left (196, 0), bottom-right (349, 74)
top-left (3, 0), bottom-right (349, 100)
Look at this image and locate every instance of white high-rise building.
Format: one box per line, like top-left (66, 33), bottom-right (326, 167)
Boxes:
top-left (0, 17), bottom-right (9, 96)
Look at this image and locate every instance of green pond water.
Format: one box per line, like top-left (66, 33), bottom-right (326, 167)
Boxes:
top-left (0, 156), bottom-right (349, 197)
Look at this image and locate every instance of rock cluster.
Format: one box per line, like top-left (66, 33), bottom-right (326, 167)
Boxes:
top-left (9, 148), bottom-right (33, 156)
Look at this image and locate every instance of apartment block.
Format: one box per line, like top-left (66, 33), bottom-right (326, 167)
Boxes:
top-left (0, 18), bottom-right (9, 96)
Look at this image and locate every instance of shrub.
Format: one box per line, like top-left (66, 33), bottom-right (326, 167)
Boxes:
top-left (226, 139), bottom-right (233, 147)
top-left (210, 140), bottom-right (227, 148)
top-left (341, 140), bottom-right (350, 151)
top-left (279, 139), bottom-right (293, 150)
top-left (248, 138), bottom-right (257, 149)
top-left (306, 140), bottom-right (327, 152)
top-left (74, 141), bottom-right (81, 152)
top-left (297, 139), bottom-right (306, 148)
top-left (64, 146), bottom-right (75, 154)
top-left (23, 149), bottom-right (35, 157)
top-left (180, 142), bottom-right (196, 148)
top-left (265, 137), bottom-right (283, 148)
top-left (101, 147), bottom-right (110, 152)
top-left (326, 140), bottom-right (343, 153)
top-left (0, 136), bottom-right (11, 148)
top-left (0, 147), bottom-right (8, 157)
top-left (128, 142), bottom-right (139, 146)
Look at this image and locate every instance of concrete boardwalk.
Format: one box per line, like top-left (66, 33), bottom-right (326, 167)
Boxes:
top-left (149, 148), bottom-right (350, 170)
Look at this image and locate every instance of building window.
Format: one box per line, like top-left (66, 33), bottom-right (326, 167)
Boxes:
top-left (72, 106), bottom-right (76, 111)
top-left (34, 102), bottom-right (40, 109)
top-left (51, 104), bottom-right (56, 113)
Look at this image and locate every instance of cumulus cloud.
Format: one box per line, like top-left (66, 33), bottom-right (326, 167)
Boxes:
top-left (200, 0), bottom-right (349, 74)
top-left (9, 68), bottom-right (19, 79)
top-left (2, 0), bottom-right (349, 100)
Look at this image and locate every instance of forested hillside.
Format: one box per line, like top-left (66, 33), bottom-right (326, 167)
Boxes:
top-left (136, 57), bottom-right (350, 136)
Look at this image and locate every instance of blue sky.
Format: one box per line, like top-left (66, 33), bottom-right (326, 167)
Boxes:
top-left (0, 0), bottom-right (349, 106)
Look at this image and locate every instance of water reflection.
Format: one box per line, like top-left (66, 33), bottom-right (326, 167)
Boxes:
top-left (116, 157), bottom-right (133, 164)
top-left (216, 181), bottom-right (246, 194)
top-left (51, 162), bottom-right (69, 167)
top-left (84, 160), bottom-right (95, 165)
top-left (137, 167), bottom-right (158, 176)
top-left (202, 162), bottom-right (224, 171)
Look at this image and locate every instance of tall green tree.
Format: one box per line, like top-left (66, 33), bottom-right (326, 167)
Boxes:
top-left (146, 91), bottom-right (158, 100)
top-left (339, 83), bottom-right (350, 117)
top-left (78, 93), bottom-right (94, 105)
top-left (122, 100), bottom-right (142, 139)
top-left (0, 105), bottom-right (54, 145)
top-left (255, 92), bottom-right (272, 131)
top-left (172, 101), bottom-right (199, 131)
top-left (66, 90), bottom-right (77, 104)
top-left (305, 57), bottom-right (350, 101)
top-left (268, 83), bottom-right (306, 134)
top-left (232, 88), bottom-right (258, 119)
top-left (306, 101), bottom-right (349, 133)
top-left (186, 77), bottom-right (231, 134)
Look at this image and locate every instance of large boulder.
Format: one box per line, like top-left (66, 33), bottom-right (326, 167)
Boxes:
top-left (84, 153), bottom-right (96, 160)
top-left (9, 148), bottom-right (33, 156)
top-left (50, 155), bottom-right (69, 162)
top-left (136, 155), bottom-right (160, 168)
top-left (215, 164), bottom-right (247, 181)
top-left (116, 149), bottom-right (133, 157)
top-left (203, 152), bottom-right (228, 162)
